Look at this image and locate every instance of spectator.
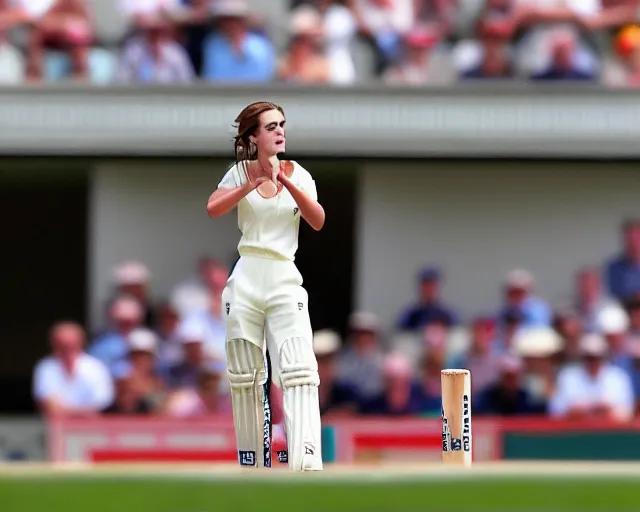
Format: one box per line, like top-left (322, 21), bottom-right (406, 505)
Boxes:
top-left (499, 268), bottom-right (551, 329)
top-left (549, 333), bottom-right (635, 421)
top-left (530, 28), bottom-right (597, 81)
top-left (383, 26), bottom-right (455, 85)
top-left (625, 298), bottom-right (640, 338)
top-left (104, 374), bottom-right (155, 415)
top-left (397, 267), bottom-right (457, 331)
top-left (0, 28), bottom-right (25, 83)
top-left (154, 301), bottom-right (183, 380)
top-left (352, 0), bottom-right (415, 73)
top-left (163, 360), bottom-right (230, 417)
top-left (495, 307), bottom-right (525, 354)
top-left (553, 307), bottom-right (583, 364)
top-left (302, 0), bottom-right (358, 85)
top-left (575, 266), bottom-right (618, 333)
top-left (201, 0), bottom-right (276, 82)
top-left (166, 323), bottom-right (208, 389)
top-left (113, 328), bottom-right (165, 410)
top-left (474, 355), bottom-right (544, 416)
top-left (451, 316), bottom-right (501, 395)
top-left (596, 304), bottom-right (634, 376)
top-left (605, 219), bottom-right (640, 302)
top-left (335, 312), bottom-right (385, 401)
top-left (418, 332), bottom-right (446, 415)
top-left (109, 261), bottom-right (155, 328)
top-left (359, 352), bottom-right (425, 416)
top-left (277, 18), bottom-right (331, 84)
top-left (459, 19), bottom-right (514, 80)
top-left (89, 296), bottom-right (144, 375)
top-left (170, 257), bottom-right (225, 318)
top-left (312, 329), bottom-right (359, 416)
top-left (33, 322), bottom-right (114, 417)
top-left (113, 22), bottom-right (195, 83)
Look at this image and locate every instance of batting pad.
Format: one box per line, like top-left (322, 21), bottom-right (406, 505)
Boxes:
top-left (226, 339), bottom-right (272, 468)
top-left (279, 337), bottom-right (323, 471)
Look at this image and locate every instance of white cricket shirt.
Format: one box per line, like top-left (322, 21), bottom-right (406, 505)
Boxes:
top-left (217, 160), bottom-right (317, 261)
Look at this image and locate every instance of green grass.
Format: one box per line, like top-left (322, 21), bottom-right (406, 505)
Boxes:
top-left (1, 473), bottom-right (637, 512)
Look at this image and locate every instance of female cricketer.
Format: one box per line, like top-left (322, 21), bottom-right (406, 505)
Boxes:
top-left (207, 101), bottom-right (325, 472)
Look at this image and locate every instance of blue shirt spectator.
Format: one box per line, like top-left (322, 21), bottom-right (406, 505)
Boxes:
top-left (500, 269), bottom-right (551, 328)
top-left (201, 32), bottom-right (275, 82)
top-left (605, 219), bottom-right (640, 301)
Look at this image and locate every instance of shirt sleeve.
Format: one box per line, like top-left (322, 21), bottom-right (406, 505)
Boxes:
top-left (218, 165), bottom-right (241, 189)
top-left (547, 368), bottom-right (572, 417)
top-left (295, 163), bottom-right (318, 200)
top-left (90, 359), bottom-right (115, 411)
top-left (32, 360), bottom-right (52, 401)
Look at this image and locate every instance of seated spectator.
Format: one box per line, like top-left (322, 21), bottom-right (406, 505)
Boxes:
top-left (23, 0), bottom-right (93, 81)
top-left (201, 0), bottom-right (276, 82)
top-left (104, 373), bottom-right (155, 415)
top-left (167, 323), bottom-right (208, 389)
top-left (33, 322), bottom-right (114, 417)
top-left (163, 360), bottom-right (230, 417)
top-left (0, 29), bottom-right (25, 83)
top-left (530, 28), bottom-right (596, 81)
top-left (418, 333), bottom-right (446, 415)
top-left (359, 352), bottom-right (425, 416)
top-left (313, 329), bottom-right (359, 416)
top-left (552, 307), bottom-right (583, 364)
top-left (383, 27), bottom-right (455, 85)
top-left (114, 21), bottom-right (195, 83)
top-left (512, 326), bottom-right (563, 409)
top-left (170, 257), bottom-right (223, 318)
top-left (450, 316), bottom-right (501, 395)
top-left (352, 0), bottom-right (415, 72)
top-left (397, 267), bottom-right (457, 331)
top-left (625, 298), bottom-right (640, 338)
top-left (495, 307), bottom-right (525, 354)
top-left (549, 333), bottom-right (635, 421)
top-left (474, 355), bottom-right (544, 416)
top-left (575, 266), bottom-right (618, 333)
top-left (596, 304), bottom-right (634, 376)
top-left (89, 296), bottom-right (144, 375)
top-left (107, 261), bottom-right (155, 328)
top-left (335, 312), bottom-right (385, 401)
top-left (154, 301), bottom-right (183, 381)
top-left (459, 19), bottom-right (514, 80)
top-left (277, 25), bottom-right (331, 84)
top-left (288, 0), bottom-right (358, 85)
top-left (113, 328), bottom-right (165, 410)
top-left (499, 269), bottom-right (551, 329)
top-left (605, 218), bottom-right (640, 302)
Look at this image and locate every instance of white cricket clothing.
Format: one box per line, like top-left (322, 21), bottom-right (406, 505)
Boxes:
top-left (33, 354), bottom-right (114, 411)
top-left (217, 160), bottom-right (318, 262)
top-left (548, 363), bottom-right (634, 420)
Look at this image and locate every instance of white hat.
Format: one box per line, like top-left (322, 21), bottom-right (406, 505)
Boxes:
top-left (128, 328), bottom-right (158, 353)
top-left (579, 333), bottom-right (608, 357)
top-left (349, 311), bottom-right (380, 332)
top-left (513, 327), bottom-right (562, 357)
top-left (211, 0), bottom-right (249, 17)
top-left (313, 329), bottom-right (341, 356)
top-left (596, 305), bottom-right (629, 334)
top-left (114, 261), bottom-right (150, 285)
top-left (177, 320), bottom-right (206, 344)
top-left (506, 268), bottom-right (534, 289)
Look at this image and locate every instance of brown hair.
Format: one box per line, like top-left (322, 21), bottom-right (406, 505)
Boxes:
top-left (233, 101), bottom-right (285, 164)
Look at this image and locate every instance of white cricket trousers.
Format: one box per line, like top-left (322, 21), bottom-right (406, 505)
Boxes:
top-left (221, 250), bottom-right (313, 386)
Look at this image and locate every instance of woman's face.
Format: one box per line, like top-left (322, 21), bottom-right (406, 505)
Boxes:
top-left (251, 109), bottom-right (286, 157)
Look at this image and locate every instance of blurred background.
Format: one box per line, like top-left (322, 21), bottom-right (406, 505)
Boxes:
top-left (2, 0), bottom-right (640, 466)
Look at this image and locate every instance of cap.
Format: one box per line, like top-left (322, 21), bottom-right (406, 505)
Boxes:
top-left (313, 329), bottom-right (341, 356)
top-left (419, 267), bottom-right (441, 282)
top-left (128, 328), bottom-right (158, 353)
top-left (506, 268), bottom-right (534, 289)
top-left (114, 261), bottom-right (150, 286)
top-left (349, 311), bottom-right (380, 333)
top-left (579, 333), bottom-right (608, 357)
top-left (211, 0), bottom-right (249, 17)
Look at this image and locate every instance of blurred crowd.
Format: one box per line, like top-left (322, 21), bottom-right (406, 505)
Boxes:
top-left (33, 218), bottom-right (640, 422)
top-left (3, 0), bottom-right (640, 86)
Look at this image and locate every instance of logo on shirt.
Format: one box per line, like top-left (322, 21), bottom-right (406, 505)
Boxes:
top-left (293, 207), bottom-right (299, 216)
top-left (297, 302), bottom-right (303, 311)
top-left (225, 302), bottom-right (230, 315)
